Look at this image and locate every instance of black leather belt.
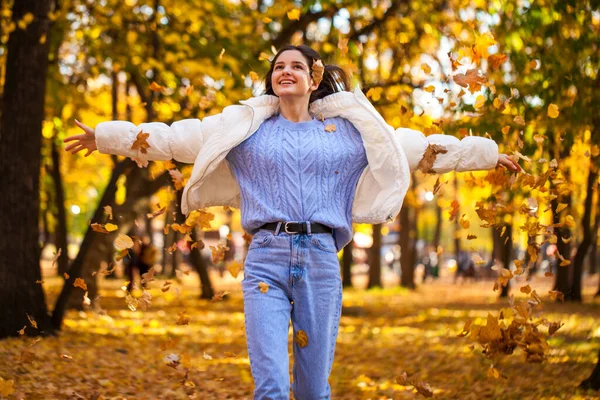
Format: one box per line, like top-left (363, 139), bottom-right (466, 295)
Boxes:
top-left (259, 221), bottom-right (333, 235)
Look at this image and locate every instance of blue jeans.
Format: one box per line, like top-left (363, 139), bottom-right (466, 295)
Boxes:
top-left (242, 228), bottom-right (343, 399)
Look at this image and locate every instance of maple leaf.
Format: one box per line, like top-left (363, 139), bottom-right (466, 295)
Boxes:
top-left (73, 278), bottom-right (87, 291)
top-left (210, 243), bottom-right (229, 264)
top-left (311, 59), bottom-right (324, 87)
top-left (0, 377), bottom-right (15, 397)
top-left (449, 200), bottom-right (460, 221)
top-left (452, 68), bottom-right (487, 93)
top-left (488, 53), bottom-right (507, 69)
top-left (417, 143), bottom-right (448, 174)
top-left (185, 209), bottom-right (214, 230)
top-left (294, 330), bottom-right (309, 348)
top-left (131, 130), bottom-right (151, 154)
top-left (258, 281), bottom-right (269, 294)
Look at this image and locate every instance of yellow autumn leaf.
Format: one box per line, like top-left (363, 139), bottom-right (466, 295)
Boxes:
top-left (295, 330), bottom-right (309, 347)
top-left (564, 215), bottom-right (575, 228)
top-left (226, 260), bottom-right (242, 279)
top-left (547, 104), bottom-right (560, 118)
top-left (0, 377), bottom-right (15, 397)
top-left (474, 95), bottom-right (486, 109)
top-left (249, 71), bottom-right (260, 81)
top-left (287, 9), bottom-right (300, 20)
top-left (421, 63), bottom-right (431, 74)
top-left (555, 203), bottom-right (568, 213)
top-left (73, 277), bottom-right (88, 291)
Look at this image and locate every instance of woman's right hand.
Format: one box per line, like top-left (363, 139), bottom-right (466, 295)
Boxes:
top-left (64, 119), bottom-right (97, 156)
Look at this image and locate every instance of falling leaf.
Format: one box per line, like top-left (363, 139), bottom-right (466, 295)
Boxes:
top-left (449, 200), bottom-right (460, 221)
top-left (149, 81), bottom-right (166, 92)
top-left (472, 254), bottom-right (486, 266)
top-left (512, 151), bottom-right (531, 163)
top-left (488, 53), bottom-right (507, 69)
top-left (324, 124), bottom-right (336, 132)
top-left (547, 104), bottom-right (560, 118)
top-left (474, 95), bottom-right (486, 109)
top-left (548, 290), bottom-right (565, 302)
top-left (114, 234), bottom-right (134, 251)
top-left (452, 68), bottom-right (487, 93)
top-left (421, 63), bottom-right (431, 74)
top-left (219, 48), bottom-right (225, 59)
top-left (161, 281), bottom-right (172, 292)
top-left (185, 209), bottom-right (214, 230)
top-left (210, 243), bottom-right (229, 264)
top-left (131, 130), bottom-right (151, 154)
top-left (226, 260), bottom-right (242, 279)
top-left (287, 9), bottom-right (300, 20)
top-left (147, 206), bottom-right (166, 219)
top-left (311, 59), bottom-right (324, 87)
top-left (203, 351), bottom-right (213, 360)
top-left (73, 278), bottom-right (87, 291)
top-left (514, 115), bottom-right (526, 125)
top-left (63, 272), bottom-right (70, 279)
top-left (459, 214), bottom-right (470, 229)
top-left (17, 326), bottom-right (26, 335)
top-left (487, 364), bottom-right (501, 379)
top-left (169, 169), bottom-right (185, 190)
top-left (548, 321), bottom-right (564, 335)
top-left (501, 126), bottom-right (511, 135)
top-left (26, 313), bottom-right (38, 329)
top-left (564, 215), bottom-right (576, 229)
top-left (51, 248), bottom-right (62, 267)
top-left (520, 284), bottom-right (532, 294)
top-left (91, 222), bottom-right (118, 234)
top-left (103, 205), bottom-right (113, 220)
top-left (555, 203), bottom-right (568, 213)
top-left (424, 85), bottom-right (436, 93)
top-left (295, 330), bottom-right (308, 348)
top-left (417, 143), bottom-right (448, 174)
top-left (338, 37), bottom-right (349, 56)
top-left (249, 71), bottom-right (259, 81)
top-left (433, 177), bottom-right (445, 195)
top-left (467, 234), bottom-right (477, 240)
top-left (258, 281), bottom-right (269, 294)
top-left (457, 319), bottom-right (473, 337)
top-left (212, 291), bottom-right (230, 301)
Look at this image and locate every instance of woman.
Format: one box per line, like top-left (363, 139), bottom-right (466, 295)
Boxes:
top-left (65, 44), bottom-right (520, 399)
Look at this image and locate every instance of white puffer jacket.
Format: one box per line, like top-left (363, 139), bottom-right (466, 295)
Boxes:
top-left (95, 86), bottom-right (498, 224)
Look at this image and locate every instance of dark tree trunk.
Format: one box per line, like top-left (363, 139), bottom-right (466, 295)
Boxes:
top-left (580, 349), bottom-right (600, 390)
top-left (368, 224), bottom-right (382, 288)
top-left (493, 223), bottom-right (513, 298)
top-left (570, 164), bottom-right (597, 302)
top-left (433, 199), bottom-right (442, 250)
top-left (50, 138), bottom-right (69, 275)
top-left (342, 238), bottom-right (354, 288)
top-left (453, 175), bottom-right (461, 265)
top-left (552, 195), bottom-right (572, 296)
top-left (399, 205), bottom-right (416, 289)
top-left (0, 0), bottom-right (54, 338)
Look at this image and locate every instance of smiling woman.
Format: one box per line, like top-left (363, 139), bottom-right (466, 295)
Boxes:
top-left (63, 43), bottom-right (520, 399)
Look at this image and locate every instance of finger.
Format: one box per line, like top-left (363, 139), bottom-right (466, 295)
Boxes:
top-left (64, 134), bottom-right (85, 143)
top-left (84, 148), bottom-right (93, 157)
top-left (74, 119), bottom-right (93, 133)
top-left (70, 145), bottom-right (85, 154)
top-left (64, 142), bottom-right (81, 151)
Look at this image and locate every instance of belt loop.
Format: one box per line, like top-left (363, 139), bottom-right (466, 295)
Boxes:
top-left (274, 221), bottom-right (283, 236)
top-left (306, 221), bottom-right (312, 235)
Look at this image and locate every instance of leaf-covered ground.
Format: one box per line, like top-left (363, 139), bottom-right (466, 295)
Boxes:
top-left (1, 273), bottom-right (599, 399)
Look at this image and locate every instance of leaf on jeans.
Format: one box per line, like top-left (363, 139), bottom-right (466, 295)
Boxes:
top-left (131, 130), bottom-right (151, 154)
top-left (295, 330), bottom-right (308, 348)
top-left (417, 144), bottom-right (448, 174)
top-left (258, 281), bottom-right (269, 294)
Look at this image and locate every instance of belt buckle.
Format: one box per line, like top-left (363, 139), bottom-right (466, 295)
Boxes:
top-left (284, 221), bottom-right (301, 234)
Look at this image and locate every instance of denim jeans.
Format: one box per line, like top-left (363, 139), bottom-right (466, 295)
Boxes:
top-left (242, 227), bottom-right (343, 399)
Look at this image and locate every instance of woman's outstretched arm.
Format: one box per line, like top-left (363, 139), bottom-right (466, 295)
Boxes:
top-left (397, 128), bottom-right (521, 173)
top-left (64, 117), bottom-right (204, 163)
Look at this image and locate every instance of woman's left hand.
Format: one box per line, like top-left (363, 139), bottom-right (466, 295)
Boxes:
top-left (496, 153), bottom-right (522, 172)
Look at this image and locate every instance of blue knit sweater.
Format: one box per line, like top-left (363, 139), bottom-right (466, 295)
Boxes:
top-left (225, 112), bottom-right (368, 252)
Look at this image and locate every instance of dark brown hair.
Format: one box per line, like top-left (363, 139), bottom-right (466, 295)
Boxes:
top-left (264, 44), bottom-right (351, 103)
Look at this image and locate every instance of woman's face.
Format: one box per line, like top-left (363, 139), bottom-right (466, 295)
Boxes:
top-left (271, 50), bottom-right (318, 99)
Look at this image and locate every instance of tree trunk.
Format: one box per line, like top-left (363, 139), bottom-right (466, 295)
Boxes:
top-left (0, 0), bottom-right (54, 338)
top-left (342, 237), bottom-right (354, 288)
top-left (399, 205), bottom-right (416, 288)
top-left (433, 199), bottom-right (442, 250)
top-left (368, 224), bottom-right (382, 288)
top-left (580, 349), bottom-right (600, 390)
top-left (552, 195), bottom-right (572, 296)
top-left (50, 138), bottom-right (69, 275)
top-left (570, 164), bottom-right (597, 302)
top-left (493, 223), bottom-right (513, 298)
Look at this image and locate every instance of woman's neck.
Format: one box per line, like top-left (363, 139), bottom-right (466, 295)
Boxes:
top-left (278, 96), bottom-right (312, 122)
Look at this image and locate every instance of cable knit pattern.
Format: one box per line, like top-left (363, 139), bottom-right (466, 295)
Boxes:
top-left (226, 113), bottom-right (368, 252)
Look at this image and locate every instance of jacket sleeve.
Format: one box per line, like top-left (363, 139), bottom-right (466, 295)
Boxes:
top-left (396, 128), bottom-right (499, 173)
top-left (94, 118), bottom-right (204, 163)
